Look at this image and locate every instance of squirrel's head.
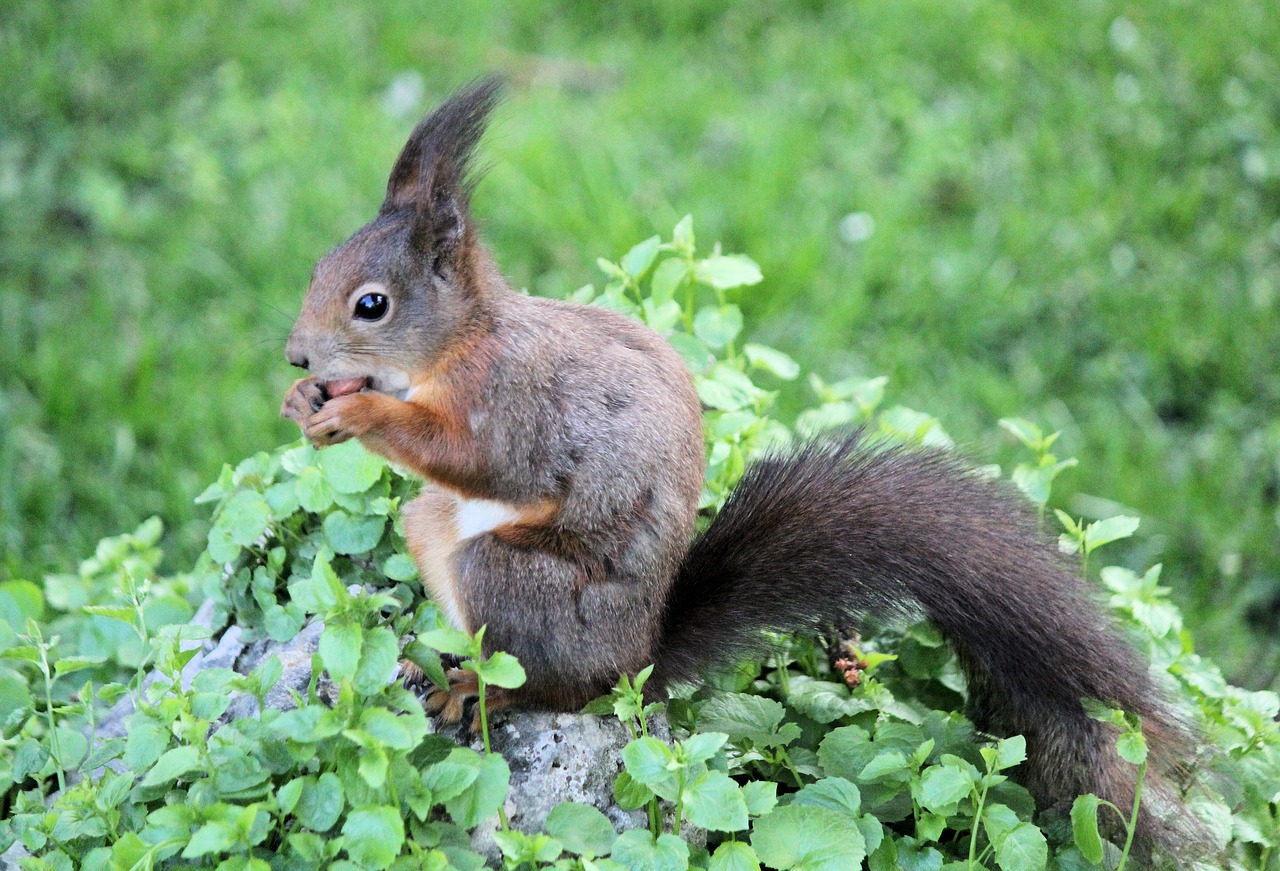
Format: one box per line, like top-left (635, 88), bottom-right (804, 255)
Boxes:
top-left (285, 77), bottom-right (503, 396)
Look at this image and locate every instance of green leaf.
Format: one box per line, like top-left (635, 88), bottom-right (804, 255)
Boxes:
top-left (786, 678), bottom-right (875, 724)
top-left (323, 510), bottom-right (386, 555)
top-left (123, 719), bottom-right (168, 771)
top-left (681, 731), bottom-right (728, 764)
top-left (319, 622), bottom-right (363, 682)
top-left (0, 580), bottom-right (43, 625)
top-left (621, 235), bottom-right (661, 278)
top-left (611, 830), bottom-right (690, 871)
top-left (859, 750), bottom-right (909, 783)
top-left (297, 466), bottom-right (335, 512)
top-left (53, 655), bottom-right (105, 678)
top-left (642, 297), bottom-right (682, 333)
top-left (694, 254), bottom-right (763, 290)
top-left (668, 333), bottom-right (714, 373)
top-left (709, 841), bottom-right (760, 871)
top-left (382, 553), bottom-right (419, 582)
top-left (1083, 515), bottom-right (1140, 554)
top-left (317, 441), bottom-right (386, 494)
top-left (751, 804), bottom-right (867, 871)
top-left (744, 343), bottom-right (800, 380)
top-left (1115, 731), bottom-right (1148, 765)
top-left (621, 737), bottom-right (678, 800)
top-left (994, 735), bottom-right (1027, 771)
top-left (354, 626), bottom-right (400, 695)
top-left (913, 763), bottom-right (975, 814)
top-left (545, 803), bottom-right (617, 858)
top-left (422, 749), bottom-right (481, 804)
top-left (277, 778), bottom-right (304, 815)
top-left (358, 707), bottom-right (424, 751)
top-left (816, 725), bottom-right (874, 780)
top-left (341, 805), bottom-right (405, 870)
top-left (997, 418), bottom-right (1043, 451)
top-left (182, 820), bottom-right (239, 858)
top-left (697, 376), bottom-right (750, 412)
top-left (265, 479), bottom-right (300, 516)
top-left (140, 745), bottom-right (203, 787)
top-left (12, 737), bottom-right (50, 781)
top-left (81, 604), bottom-right (136, 624)
top-left (684, 769), bottom-right (749, 832)
top-left (982, 803), bottom-right (1021, 843)
top-left (741, 780), bottom-right (779, 816)
top-left (612, 769), bottom-right (654, 810)
top-left (650, 258), bottom-right (688, 304)
top-left (693, 304), bottom-right (744, 349)
top-left (1070, 794), bottom-right (1104, 864)
top-left (672, 214), bottom-right (695, 251)
top-left (222, 490), bottom-right (271, 547)
top-left (51, 726), bottom-right (88, 770)
top-left (1010, 458), bottom-right (1077, 507)
top-left (878, 406), bottom-right (953, 448)
top-left (993, 822), bottom-right (1047, 871)
top-left (916, 811), bottom-right (947, 842)
top-left (792, 777), bottom-right (862, 817)
top-left (358, 745), bottom-right (390, 789)
top-left (467, 651), bottom-right (526, 689)
top-left (419, 626), bottom-right (478, 658)
top-left (444, 752), bottom-right (509, 828)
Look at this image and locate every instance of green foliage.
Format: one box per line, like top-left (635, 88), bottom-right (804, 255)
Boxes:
top-left (1, 223), bottom-right (1279, 870)
top-left (7, 2), bottom-right (1280, 697)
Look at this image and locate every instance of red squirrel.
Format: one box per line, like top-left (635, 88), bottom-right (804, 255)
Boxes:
top-left (281, 79), bottom-right (1201, 857)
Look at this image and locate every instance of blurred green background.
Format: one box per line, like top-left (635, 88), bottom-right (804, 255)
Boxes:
top-left (2, 0), bottom-right (1278, 688)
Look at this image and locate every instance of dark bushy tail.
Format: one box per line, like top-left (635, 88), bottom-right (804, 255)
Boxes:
top-left (653, 430), bottom-right (1200, 857)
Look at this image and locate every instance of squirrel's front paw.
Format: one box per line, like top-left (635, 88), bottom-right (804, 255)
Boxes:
top-left (302, 392), bottom-right (369, 447)
top-left (280, 376), bottom-right (325, 425)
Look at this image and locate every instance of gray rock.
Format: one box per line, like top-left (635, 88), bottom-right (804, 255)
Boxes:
top-left (469, 710), bottom-right (704, 863)
top-left (221, 620), bottom-right (324, 720)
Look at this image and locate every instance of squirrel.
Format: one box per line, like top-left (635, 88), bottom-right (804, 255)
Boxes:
top-left (281, 78), bottom-right (1203, 859)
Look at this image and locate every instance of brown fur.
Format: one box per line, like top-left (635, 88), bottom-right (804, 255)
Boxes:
top-left (283, 79), bottom-right (1207, 862)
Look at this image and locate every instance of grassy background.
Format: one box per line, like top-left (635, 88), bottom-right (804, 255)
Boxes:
top-left (2, 0), bottom-right (1278, 688)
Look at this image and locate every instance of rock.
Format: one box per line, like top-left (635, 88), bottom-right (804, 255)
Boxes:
top-left (468, 710), bottom-right (704, 864)
top-left (222, 620), bottom-right (325, 720)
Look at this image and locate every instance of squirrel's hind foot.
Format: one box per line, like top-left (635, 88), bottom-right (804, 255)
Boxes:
top-left (403, 664), bottom-right (514, 735)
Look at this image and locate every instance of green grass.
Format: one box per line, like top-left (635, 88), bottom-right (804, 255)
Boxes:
top-left (2, 0), bottom-right (1279, 687)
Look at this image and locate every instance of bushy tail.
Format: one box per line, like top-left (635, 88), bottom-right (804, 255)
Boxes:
top-left (653, 430), bottom-right (1201, 857)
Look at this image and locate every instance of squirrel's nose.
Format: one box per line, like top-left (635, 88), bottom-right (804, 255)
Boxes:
top-left (285, 333), bottom-right (310, 370)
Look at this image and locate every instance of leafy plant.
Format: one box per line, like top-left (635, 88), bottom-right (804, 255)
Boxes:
top-left (1, 222), bottom-right (1277, 870)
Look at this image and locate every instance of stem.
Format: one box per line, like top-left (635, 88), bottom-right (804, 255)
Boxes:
top-left (648, 797), bottom-right (660, 836)
top-left (35, 637), bottom-right (66, 793)
top-left (478, 679), bottom-right (491, 756)
top-left (776, 747), bottom-right (804, 787)
top-left (683, 263), bottom-right (696, 331)
top-left (477, 677), bottom-right (510, 832)
top-left (967, 783), bottom-right (989, 869)
top-left (1115, 759), bottom-right (1147, 871)
top-left (672, 771), bottom-right (685, 836)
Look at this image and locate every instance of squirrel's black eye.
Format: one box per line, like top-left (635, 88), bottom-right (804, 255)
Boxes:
top-left (353, 292), bottom-right (389, 322)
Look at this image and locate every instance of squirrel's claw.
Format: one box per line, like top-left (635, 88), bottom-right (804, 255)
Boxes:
top-left (405, 666), bottom-right (513, 735)
top-left (281, 377), bottom-right (325, 424)
top-left (420, 667), bottom-right (479, 725)
top-left (303, 393), bottom-right (362, 447)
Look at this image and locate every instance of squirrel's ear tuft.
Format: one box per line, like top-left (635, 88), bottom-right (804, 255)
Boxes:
top-left (382, 76), bottom-right (504, 264)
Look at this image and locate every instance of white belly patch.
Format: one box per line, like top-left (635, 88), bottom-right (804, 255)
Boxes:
top-left (454, 497), bottom-right (520, 540)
